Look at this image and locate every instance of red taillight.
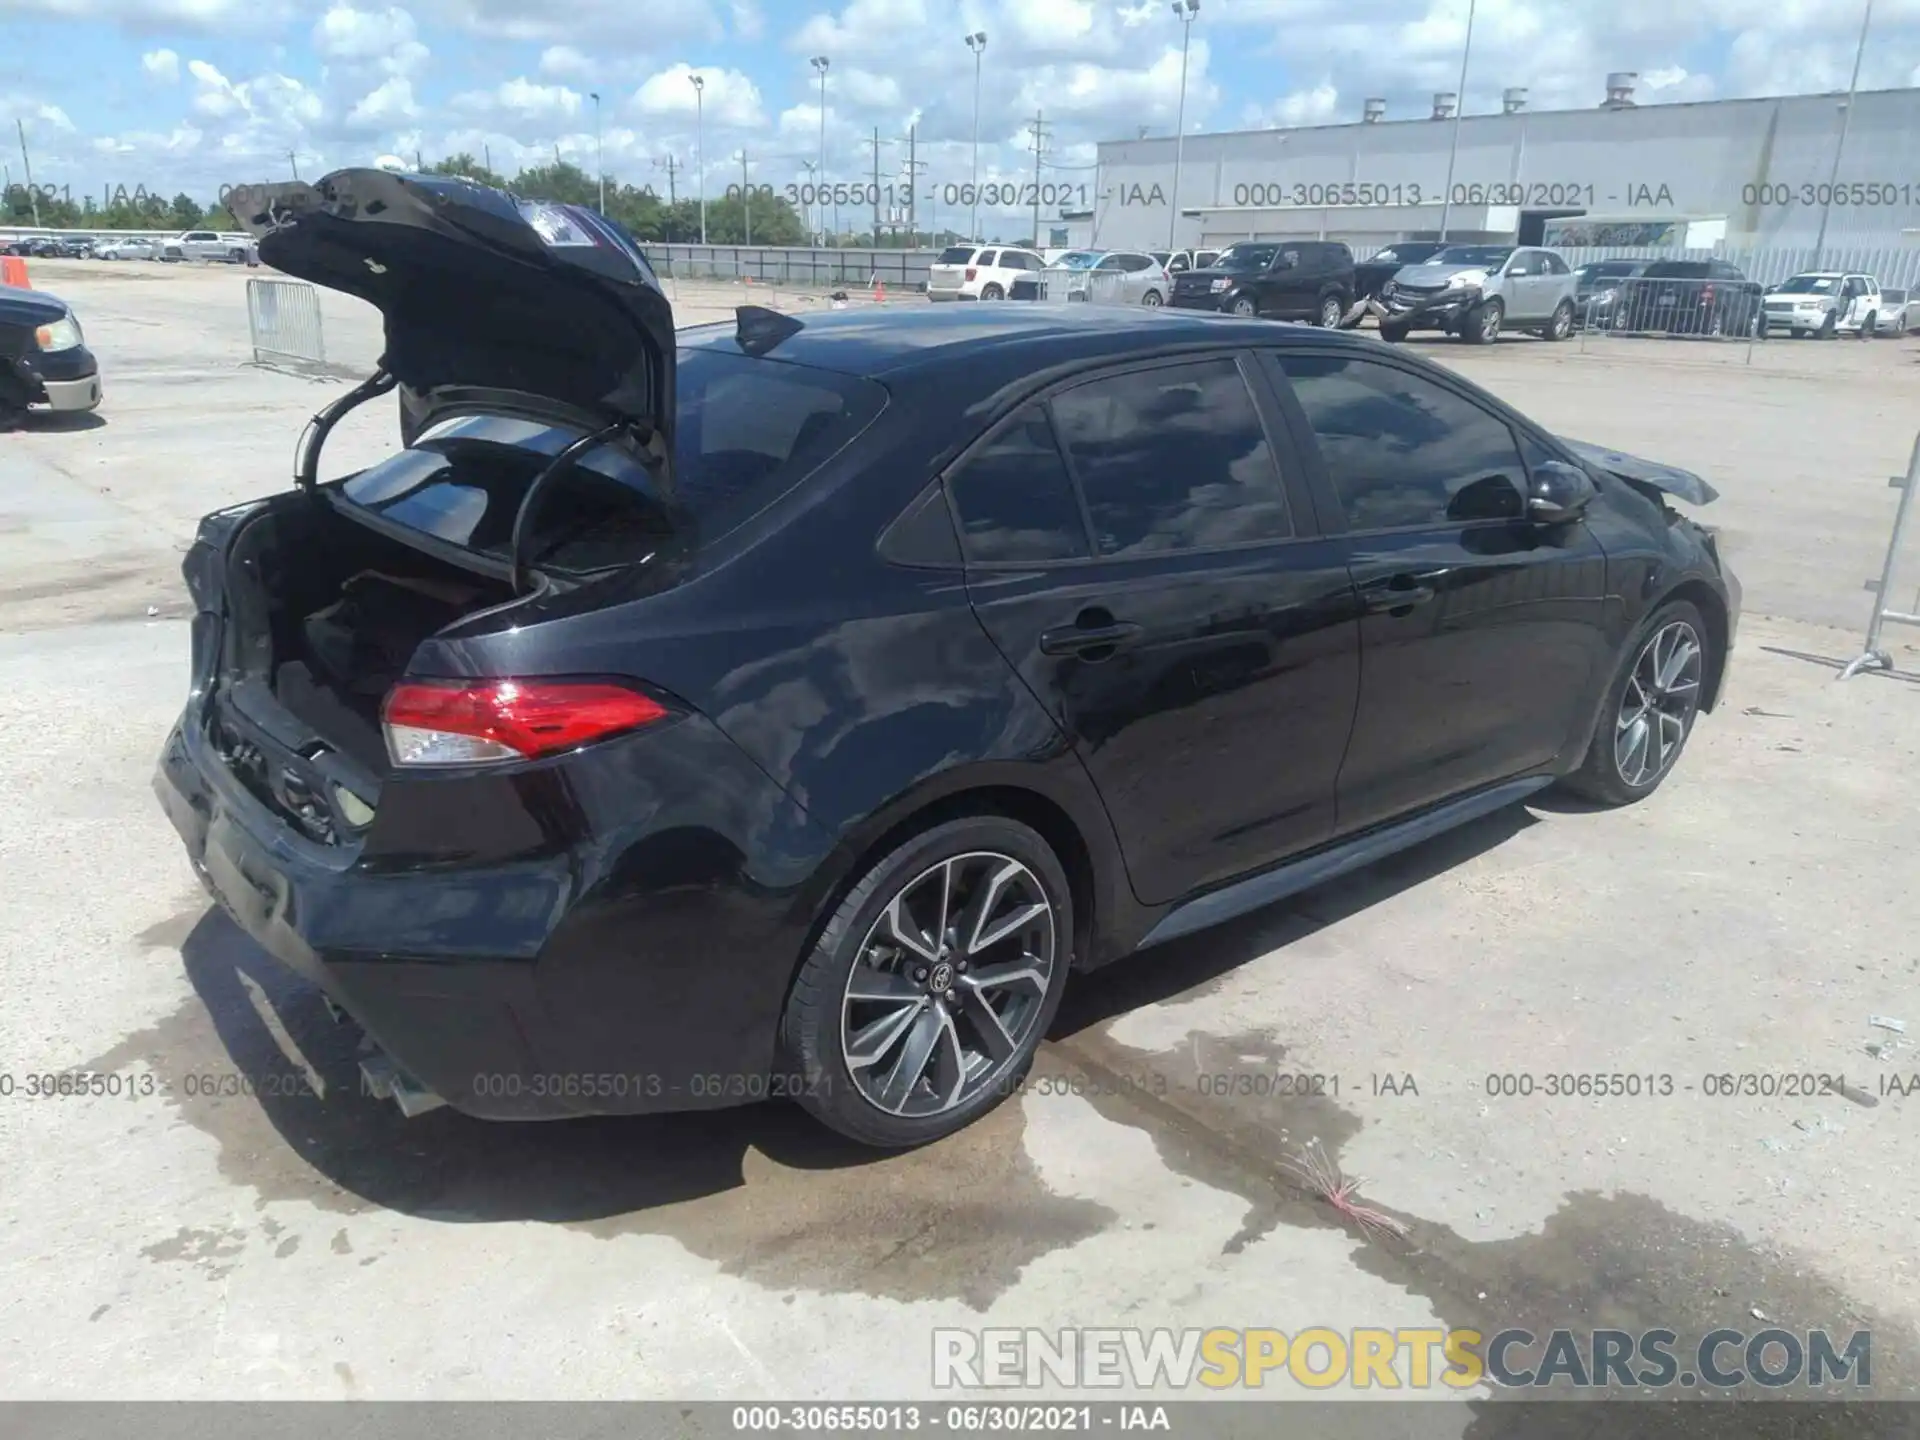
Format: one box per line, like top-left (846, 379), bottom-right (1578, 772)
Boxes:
top-left (381, 679), bottom-right (668, 768)
top-left (965, 266), bottom-right (978, 281)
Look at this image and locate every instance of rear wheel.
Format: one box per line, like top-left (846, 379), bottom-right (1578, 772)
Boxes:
top-left (1560, 600), bottom-right (1709, 807)
top-left (1142, 289), bottom-right (1164, 307)
top-left (1543, 299), bottom-right (1574, 341)
top-left (1465, 298), bottom-right (1503, 344)
top-left (781, 816), bottom-right (1073, 1147)
top-left (1316, 293), bottom-right (1343, 328)
top-left (980, 282), bottom-right (1004, 301)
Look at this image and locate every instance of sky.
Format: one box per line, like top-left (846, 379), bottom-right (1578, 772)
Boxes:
top-left (3, 0), bottom-right (1919, 222)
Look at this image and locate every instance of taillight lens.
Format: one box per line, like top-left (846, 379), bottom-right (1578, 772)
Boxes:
top-left (382, 679), bottom-right (667, 768)
top-left (965, 267), bottom-right (977, 281)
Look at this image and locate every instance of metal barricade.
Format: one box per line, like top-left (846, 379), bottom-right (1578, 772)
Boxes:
top-left (245, 277), bottom-right (327, 371)
top-left (1030, 270), bottom-right (1133, 305)
top-left (1839, 433), bottom-right (1920, 679)
top-left (1577, 275), bottom-right (1763, 363)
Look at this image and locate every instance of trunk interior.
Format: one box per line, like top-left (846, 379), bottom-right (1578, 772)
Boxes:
top-left (224, 495), bottom-right (518, 778)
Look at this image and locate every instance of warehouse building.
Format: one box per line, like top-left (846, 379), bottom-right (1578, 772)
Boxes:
top-left (1070, 76), bottom-right (1920, 273)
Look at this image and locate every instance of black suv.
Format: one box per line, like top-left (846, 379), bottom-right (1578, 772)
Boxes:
top-left (156, 169), bottom-right (1739, 1148)
top-left (1169, 240), bottom-right (1355, 327)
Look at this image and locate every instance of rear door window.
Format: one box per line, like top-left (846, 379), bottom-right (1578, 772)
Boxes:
top-left (1050, 359), bottom-right (1293, 557)
top-left (340, 349), bottom-right (887, 572)
top-left (976, 250), bottom-right (998, 267)
top-left (947, 405), bottom-right (1090, 563)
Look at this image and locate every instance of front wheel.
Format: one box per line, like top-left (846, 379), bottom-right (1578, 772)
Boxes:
top-left (1465, 298), bottom-right (1503, 344)
top-left (1378, 320), bottom-right (1411, 344)
top-left (780, 816), bottom-right (1073, 1148)
top-left (1860, 312), bottom-right (1876, 339)
top-left (1316, 293), bottom-right (1344, 328)
top-left (1560, 600), bottom-right (1710, 807)
top-left (1230, 294), bottom-right (1257, 318)
top-left (1543, 299), bottom-right (1574, 342)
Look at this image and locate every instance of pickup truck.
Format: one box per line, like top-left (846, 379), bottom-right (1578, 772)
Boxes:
top-left (1762, 271), bottom-right (1884, 338)
top-left (161, 230), bottom-right (257, 265)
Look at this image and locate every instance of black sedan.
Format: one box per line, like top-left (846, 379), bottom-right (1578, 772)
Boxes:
top-left (0, 282), bottom-right (102, 426)
top-left (156, 168), bottom-right (1739, 1147)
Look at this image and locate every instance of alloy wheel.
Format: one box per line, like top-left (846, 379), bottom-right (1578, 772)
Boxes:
top-left (840, 852), bottom-right (1057, 1118)
top-left (1614, 621), bottom-right (1703, 788)
top-left (1319, 296), bottom-right (1342, 328)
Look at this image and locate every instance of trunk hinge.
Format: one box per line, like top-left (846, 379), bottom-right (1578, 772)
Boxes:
top-left (294, 369), bottom-right (399, 493)
top-left (507, 419), bottom-right (636, 596)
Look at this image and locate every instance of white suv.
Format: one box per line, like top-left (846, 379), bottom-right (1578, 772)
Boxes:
top-left (1763, 271), bottom-right (1884, 337)
top-left (927, 245), bottom-right (1046, 301)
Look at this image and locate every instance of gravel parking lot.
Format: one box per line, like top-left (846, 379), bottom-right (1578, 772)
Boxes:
top-left (4, 259), bottom-right (1919, 1419)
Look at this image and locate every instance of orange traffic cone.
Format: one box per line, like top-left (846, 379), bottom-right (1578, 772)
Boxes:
top-left (874, 278), bottom-right (886, 303)
top-left (0, 256), bottom-right (28, 288)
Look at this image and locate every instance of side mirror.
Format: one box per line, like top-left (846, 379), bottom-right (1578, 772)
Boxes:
top-left (1529, 461), bottom-right (1597, 525)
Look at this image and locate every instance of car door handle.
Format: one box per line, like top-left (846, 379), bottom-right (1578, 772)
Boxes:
top-left (1359, 571), bottom-right (1449, 613)
top-left (1040, 618), bottom-right (1144, 657)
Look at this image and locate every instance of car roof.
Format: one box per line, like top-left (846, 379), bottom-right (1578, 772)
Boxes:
top-left (678, 303), bottom-right (1367, 378)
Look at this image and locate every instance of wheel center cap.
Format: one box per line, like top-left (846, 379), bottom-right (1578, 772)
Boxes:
top-left (928, 961), bottom-right (955, 993)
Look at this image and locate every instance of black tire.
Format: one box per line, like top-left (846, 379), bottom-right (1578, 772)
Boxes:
top-left (781, 815), bottom-right (1073, 1148)
top-left (1379, 320), bottom-right (1411, 344)
top-left (979, 282), bottom-right (1004, 301)
top-left (1820, 312), bottom-right (1838, 339)
top-left (1543, 299), bottom-right (1574, 342)
top-left (1316, 293), bottom-right (1343, 328)
top-left (1141, 288), bottom-right (1164, 307)
top-left (1860, 312), bottom-right (1876, 339)
top-left (1465, 298), bottom-right (1502, 344)
top-left (1230, 294), bottom-right (1257, 318)
top-left (1560, 599), bottom-right (1710, 808)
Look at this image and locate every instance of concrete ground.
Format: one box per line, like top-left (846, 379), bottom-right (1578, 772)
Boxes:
top-left (3, 259), bottom-right (1920, 1419)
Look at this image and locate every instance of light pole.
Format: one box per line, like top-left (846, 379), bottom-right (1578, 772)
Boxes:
top-left (590, 91), bottom-right (604, 213)
top-left (1436, 0), bottom-right (1477, 242)
top-left (811, 56), bottom-right (830, 244)
top-left (965, 32), bottom-right (987, 241)
top-left (1813, 0), bottom-right (1875, 270)
top-left (1167, 0), bottom-right (1198, 251)
top-left (690, 72), bottom-right (706, 244)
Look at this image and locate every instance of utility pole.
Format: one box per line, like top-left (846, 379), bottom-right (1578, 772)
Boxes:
top-left (416, 148), bottom-right (424, 170)
top-left (690, 73), bottom-right (707, 244)
top-left (965, 31), bottom-right (987, 241)
top-left (591, 91), bottom-right (605, 213)
top-left (654, 155), bottom-right (680, 240)
top-left (1813, 0), bottom-right (1875, 269)
top-left (739, 150), bottom-right (751, 246)
top-left (484, 144), bottom-right (492, 177)
top-left (288, 150), bottom-right (299, 180)
top-left (17, 119), bottom-right (39, 228)
top-left (906, 125), bottom-right (918, 245)
top-left (865, 126), bottom-right (885, 245)
top-left (1026, 110), bottom-right (1049, 247)
top-left (1169, 0), bottom-right (1199, 250)
top-left (1436, 0), bottom-right (1477, 242)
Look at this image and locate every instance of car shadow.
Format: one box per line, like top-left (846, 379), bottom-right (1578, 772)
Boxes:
top-left (25, 409), bottom-right (106, 432)
top-left (166, 798), bottom-right (1539, 1223)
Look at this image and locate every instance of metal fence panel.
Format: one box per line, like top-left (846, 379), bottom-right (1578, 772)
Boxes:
top-left (245, 277), bottom-right (326, 370)
top-left (1842, 434), bottom-right (1920, 679)
top-left (644, 244), bottom-right (940, 293)
top-left (1348, 242), bottom-right (1920, 291)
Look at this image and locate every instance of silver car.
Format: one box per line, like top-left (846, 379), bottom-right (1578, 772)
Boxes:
top-left (1038, 249), bottom-right (1170, 306)
top-left (1371, 244), bottom-right (1580, 344)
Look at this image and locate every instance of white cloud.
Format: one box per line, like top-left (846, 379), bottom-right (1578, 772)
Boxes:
top-left (539, 45), bottom-right (594, 79)
top-left (730, 0), bottom-right (764, 39)
top-left (141, 49), bottom-right (181, 84)
top-left (346, 75), bottom-right (419, 129)
top-left (432, 0), bottom-right (720, 45)
top-left (1245, 80), bottom-right (1341, 130)
top-left (187, 60), bottom-right (245, 119)
top-left (312, 4), bottom-right (430, 75)
top-left (6, 0), bottom-right (292, 28)
top-left (632, 63), bottom-right (765, 128)
top-left (455, 78), bottom-right (586, 122)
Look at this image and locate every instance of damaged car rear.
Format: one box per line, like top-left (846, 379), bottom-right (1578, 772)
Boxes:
top-left (154, 168), bottom-right (881, 1127)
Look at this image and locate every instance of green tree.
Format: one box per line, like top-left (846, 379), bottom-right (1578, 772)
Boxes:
top-left (509, 159), bottom-right (598, 207)
top-left (169, 192), bottom-right (204, 229)
top-left (425, 153), bottom-right (508, 190)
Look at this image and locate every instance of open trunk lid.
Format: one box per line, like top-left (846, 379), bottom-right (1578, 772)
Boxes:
top-left (226, 168), bottom-right (675, 448)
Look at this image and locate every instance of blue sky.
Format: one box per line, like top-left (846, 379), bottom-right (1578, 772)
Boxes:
top-left (2, 0), bottom-right (1917, 218)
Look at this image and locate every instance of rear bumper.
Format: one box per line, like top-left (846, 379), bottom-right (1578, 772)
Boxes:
top-left (154, 678), bottom-right (833, 1121)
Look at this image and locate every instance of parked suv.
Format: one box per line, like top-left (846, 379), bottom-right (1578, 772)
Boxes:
top-left (156, 168), bottom-right (1739, 1148)
top-left (1613, 260), bottom-right (1767, 338)
top-left (1168, 240), bottom-right (1354, 327)
top-left (163, 229), bottom-right (255, 264)
top-left (1019, 250), bottom-right (1170, 306)
top-left (1762, 271), bottom-right (1883, 338)
top-left (1149, 248), bottom-right (1221, 275)
top-left (927, 245), bottom-right (1046, 301)
top-left (1372, 245), bottom-right (1578, 344)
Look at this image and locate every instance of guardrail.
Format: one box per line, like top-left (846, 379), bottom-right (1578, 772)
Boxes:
top-left (1840, 434), bottom-right (1920, 680)
top-left (1578, 276), bottom-right (1765, 363)
top-left (245, 277), bottom-right (327, 372)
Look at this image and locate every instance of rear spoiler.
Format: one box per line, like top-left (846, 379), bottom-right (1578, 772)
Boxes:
top-left (1560, 439), bottom-right (1718, 506)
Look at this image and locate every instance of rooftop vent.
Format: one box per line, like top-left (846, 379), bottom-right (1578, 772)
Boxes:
top-left (1503, 87), bottom-right (1528, 114)
top-left (1363, 97), bottom-right (1386, 123)
top-left (1603, 72), bottom-right (1638, 109)
top-left (1431, 92), bottom-right (1457, 120)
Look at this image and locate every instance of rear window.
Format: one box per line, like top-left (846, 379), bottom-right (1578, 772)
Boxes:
top-left (340, 350), bottom-right (886, 573)
top-left (1644, 262), bottom-right (1711, 278)
top-left (936, 246), bottom-right (976, 264)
